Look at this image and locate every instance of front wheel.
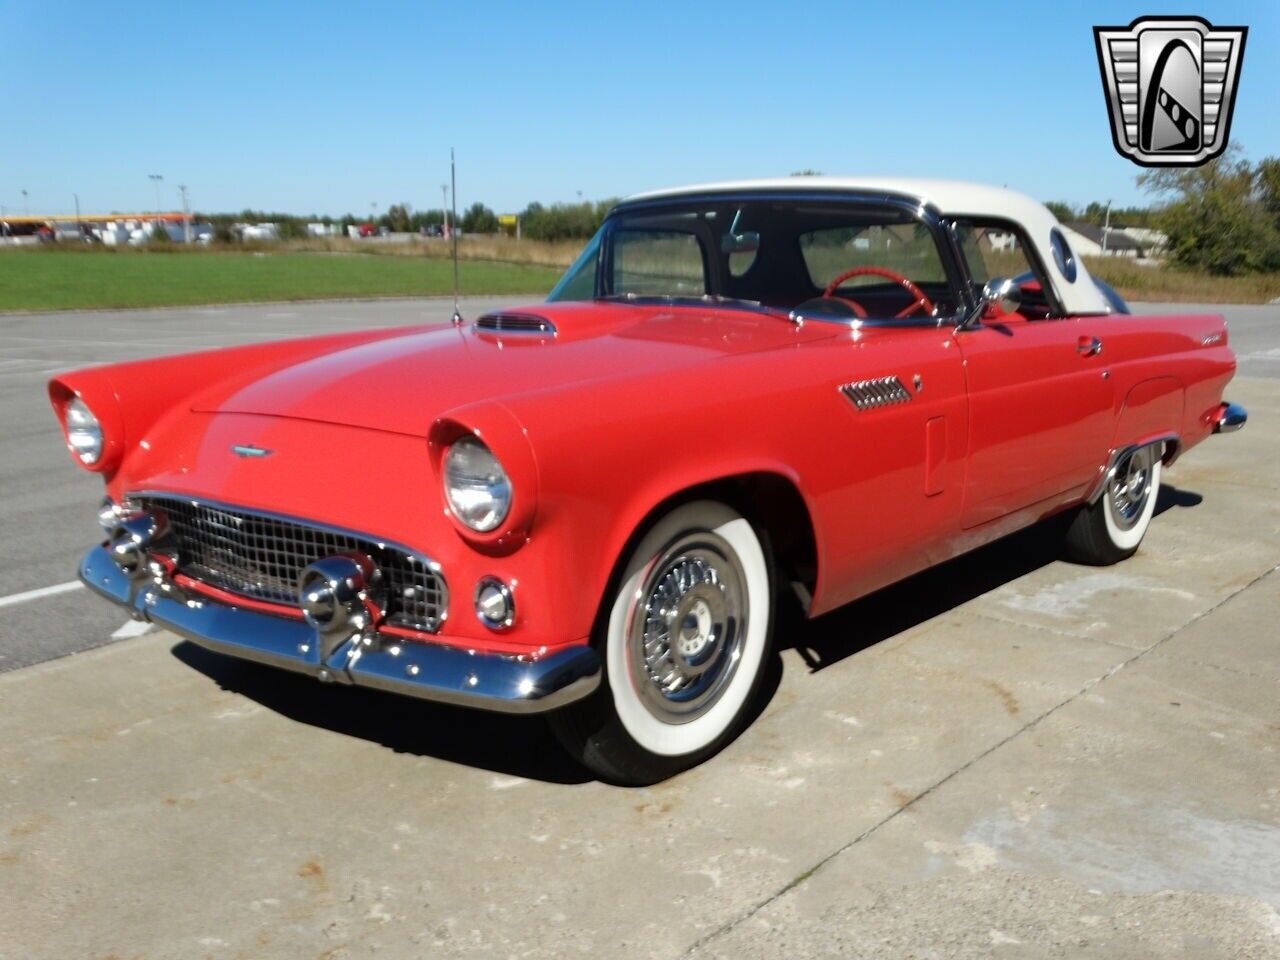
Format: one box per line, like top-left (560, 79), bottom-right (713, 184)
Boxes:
top-left (1065, 444), bottom-right (1162, 565)
top-left (549, 501), bottom-right (773, 785)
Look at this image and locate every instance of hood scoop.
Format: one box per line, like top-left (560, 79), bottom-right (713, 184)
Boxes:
top-left (474, 312), bottom-right (557, 337)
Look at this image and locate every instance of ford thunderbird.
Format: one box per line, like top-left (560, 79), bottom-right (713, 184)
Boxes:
top-left (52, 178), bottom-right (1245, 784)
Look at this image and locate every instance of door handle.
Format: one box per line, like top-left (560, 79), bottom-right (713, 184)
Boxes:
top-left (1077, 335), bottom-right (1103, 357)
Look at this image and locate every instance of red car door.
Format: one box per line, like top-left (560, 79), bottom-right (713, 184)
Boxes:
top-left (956, 309), bottom-right (1113, 528)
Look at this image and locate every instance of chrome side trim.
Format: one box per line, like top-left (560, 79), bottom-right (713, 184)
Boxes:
top-left (1214, 402), bottom-right (1247, 433)
top-left (475, 312), bottom-right (557, 336)
top-left (1086, 434), bottom-right (1178, 504)
top-left (840, 376), bottom-right (913, 411)
top-left (78, 544), bottom-right (599, 714)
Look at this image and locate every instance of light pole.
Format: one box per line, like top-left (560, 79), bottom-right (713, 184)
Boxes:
top-left (74, 193), bottom-right (81, 237)
top-left (177, 184), bottom-right (191, 243)
top-left (441, 184), bottom-right (449, 238)
top-left (22, 189), bottom-right (28, 216)
top-left (148, 174), bottom-right (164, 221)
top-left (1102, 199), bottom-right (1112, 255)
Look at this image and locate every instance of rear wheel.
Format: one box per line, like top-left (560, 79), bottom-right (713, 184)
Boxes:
top-left (549, 501), bottom-right (773, 785)
top-left (1065, 445), bottom-right (1161, 565)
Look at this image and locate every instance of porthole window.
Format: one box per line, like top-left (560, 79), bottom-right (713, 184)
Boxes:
top-left (1050, 227), bottom-right (1077, 283)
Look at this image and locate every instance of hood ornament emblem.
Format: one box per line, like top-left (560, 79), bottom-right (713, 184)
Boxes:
top-left (231, 444), bottom-right (273, 459)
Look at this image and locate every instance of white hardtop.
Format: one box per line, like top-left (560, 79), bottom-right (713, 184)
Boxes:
top-left (626, 178), bottom-right (1110, 315)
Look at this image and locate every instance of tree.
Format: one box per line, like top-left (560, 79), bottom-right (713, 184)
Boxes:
top-left (385, 203), bottom-right (412, 233)
top-left (1138, 146), bottom-right (1280, 274)
top-left (1044, 201), bottom-right (1076, 222)
top-left (461, 202), bottom-right (498, 234)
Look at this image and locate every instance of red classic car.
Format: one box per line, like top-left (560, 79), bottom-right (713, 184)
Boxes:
top-left (52, 178), bottom-right (1245, 784)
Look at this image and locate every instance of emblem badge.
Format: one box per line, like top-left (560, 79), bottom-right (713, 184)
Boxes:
top-left (231, 444), bottom-right (273, 458)
top-left (1094, 16), bottom-right (1247, 167)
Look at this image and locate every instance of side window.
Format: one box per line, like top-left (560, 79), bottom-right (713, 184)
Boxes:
top-left (954, 221), bottom-right (1055, 318)
top-left (612, 230), bottom-right (707, 296)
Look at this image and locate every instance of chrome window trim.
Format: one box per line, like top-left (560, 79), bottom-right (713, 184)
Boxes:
top-left (126, 490), bottom-right (448, 630)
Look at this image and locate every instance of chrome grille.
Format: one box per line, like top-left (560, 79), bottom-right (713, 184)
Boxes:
top-left (135, 495), bottom-right (447, 633)
top-left (840, 376), bottom-right (912, 411)
top-left (475, 312), bottom-right (556, 335)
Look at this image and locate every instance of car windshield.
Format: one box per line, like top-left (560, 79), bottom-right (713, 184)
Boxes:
top-left (547, 198), bottom-right (962, 321)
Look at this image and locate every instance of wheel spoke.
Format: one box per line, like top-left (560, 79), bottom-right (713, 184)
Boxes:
top-left (627, 534), bottom-right (748, 723)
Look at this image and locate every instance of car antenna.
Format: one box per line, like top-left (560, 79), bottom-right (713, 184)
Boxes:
top-left (450, 148), bottom-right (463, 326)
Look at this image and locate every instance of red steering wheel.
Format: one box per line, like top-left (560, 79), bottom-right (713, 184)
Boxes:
top-left (822, 266), bottom-right (936, 319)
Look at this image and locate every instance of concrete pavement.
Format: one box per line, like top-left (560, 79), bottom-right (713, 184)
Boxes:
top-left (1, 361), bottom-right (1276, 957)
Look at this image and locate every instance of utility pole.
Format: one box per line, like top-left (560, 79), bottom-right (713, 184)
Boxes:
top-left (1102, 199), bottom-right (1112, 255)
top-left (21, 189), bottom-right (28, 216)
top-left (441, 184), bottom-right (449, 238)
top-left (177, 184), bottom-right (191, 243)
top-left (74, 193), bottom-right (81, 238)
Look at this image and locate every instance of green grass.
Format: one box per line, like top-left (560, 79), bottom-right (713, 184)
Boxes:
top-left (0, 249), bottom-right (561, 312)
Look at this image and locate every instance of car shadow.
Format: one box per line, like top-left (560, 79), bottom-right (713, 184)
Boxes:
top-left (780, 484), bottom-right (1202, 673)
top-left (169, 641), bottom-right (593, 784)
top-left (168, 484), bottom-right (1200, 783)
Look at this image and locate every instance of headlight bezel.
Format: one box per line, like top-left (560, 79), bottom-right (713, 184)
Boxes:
top-left (429, 408), bottom-right (539, 550)
top-left (442, 436), bottom-right (513, 533)
top-left (65, 396), bottom-right (105, 466)
top-left (50, 378), bottom-right (124, 474)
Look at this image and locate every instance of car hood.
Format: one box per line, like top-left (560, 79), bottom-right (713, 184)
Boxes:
top-left (193, 302), bottom-right (836, 436)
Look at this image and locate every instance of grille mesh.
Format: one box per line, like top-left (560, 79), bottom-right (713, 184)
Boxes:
top-left (475, 312), bottom-right (556, 335)
top-left (136, 495), bottom-right (446, 633)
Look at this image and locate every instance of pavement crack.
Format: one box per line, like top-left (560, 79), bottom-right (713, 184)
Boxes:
top-left (967, 609), bottom-right (1125, 647)
top-left (678, 560), bottom-right (1280, 959)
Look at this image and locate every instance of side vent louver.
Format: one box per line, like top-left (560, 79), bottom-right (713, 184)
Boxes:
top-left (840, 376), bottom-right (912, 411)
top-left (475, 312), bottom-right (557, 336)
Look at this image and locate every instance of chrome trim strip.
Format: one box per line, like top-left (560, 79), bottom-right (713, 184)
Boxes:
top-left (1214, 402), bottom-right (1247, 433)
top-left (128, 491), bottom-right (448, 632)
top-left (79, 544), bottom-right (599, 714)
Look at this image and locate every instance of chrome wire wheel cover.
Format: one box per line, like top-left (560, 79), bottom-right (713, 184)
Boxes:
top-left (627, 531), bottom-right (748, 724)
top-left (1108, 445), bottom-right (1156, 531)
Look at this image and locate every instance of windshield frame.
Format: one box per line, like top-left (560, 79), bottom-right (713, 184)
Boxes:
top-left (548, 189), bottom-right (979, 328)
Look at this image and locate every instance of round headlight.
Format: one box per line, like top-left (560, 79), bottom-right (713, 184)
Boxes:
top-left (443, 437), bottom-right (512, 532)
top-left (65, 397), bottom-right (104, 465)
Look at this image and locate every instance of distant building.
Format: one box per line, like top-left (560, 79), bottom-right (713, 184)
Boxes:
top-left (1061, 221), bottom-right (1146, 259)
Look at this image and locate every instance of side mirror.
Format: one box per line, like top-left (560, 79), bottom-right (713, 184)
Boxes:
top-left (981, 276), bottom-right (1022, 317)
top-left (721, 230), bottom-right (760, 256)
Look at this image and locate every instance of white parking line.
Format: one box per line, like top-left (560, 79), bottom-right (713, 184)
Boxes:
top-left (0, 580), bottom-right (84, 608)
top-left (111, 619), bottom-right (152, 639)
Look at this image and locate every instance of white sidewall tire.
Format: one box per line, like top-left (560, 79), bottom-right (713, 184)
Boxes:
top-left (1103, 458), bottom-right (1160, 551)
top-left (605, 516), bottom-right (769, 757)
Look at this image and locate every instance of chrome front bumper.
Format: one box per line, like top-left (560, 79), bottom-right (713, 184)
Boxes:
top-left (79, 544), bottom-right (600, 714)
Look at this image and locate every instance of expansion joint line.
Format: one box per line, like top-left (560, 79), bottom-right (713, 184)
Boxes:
top-left (679, 562), bottom-right (1279, 958)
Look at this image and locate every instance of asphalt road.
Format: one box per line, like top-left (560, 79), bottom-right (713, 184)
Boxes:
top-left (1, 298), bottom-right (1277, 958)
top-left (0, 298), bottom-right (1275, 672)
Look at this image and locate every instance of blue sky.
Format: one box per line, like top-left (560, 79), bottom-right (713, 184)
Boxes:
top-left (2, 1), bottom-right (1276, 218)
